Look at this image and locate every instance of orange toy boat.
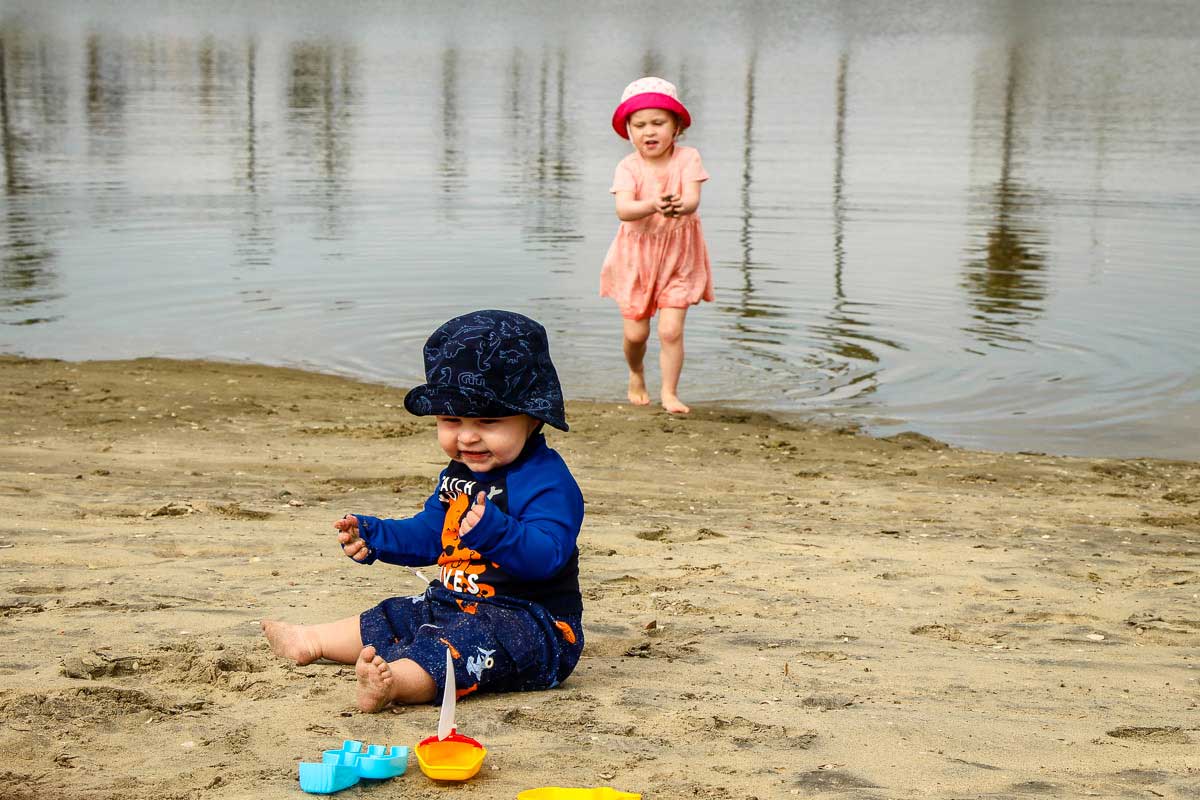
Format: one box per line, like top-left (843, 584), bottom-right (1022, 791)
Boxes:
top-left (415, 647), bottom-right (487, 781)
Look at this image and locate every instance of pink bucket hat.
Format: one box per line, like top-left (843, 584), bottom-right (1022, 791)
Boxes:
top-left (611, 76), bottom-right (692, 139)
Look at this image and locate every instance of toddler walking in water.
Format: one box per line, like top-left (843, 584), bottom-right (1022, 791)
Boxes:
top-left (261, 310), bottom-right (584, 711)
top-left (600, 77), bottom-right (713, 414)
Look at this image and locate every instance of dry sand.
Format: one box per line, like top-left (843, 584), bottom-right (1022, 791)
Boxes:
top-left (1, 355), bottom-right (1197, 799)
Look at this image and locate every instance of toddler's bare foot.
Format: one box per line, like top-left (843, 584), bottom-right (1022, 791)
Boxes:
top-left (356, 645), bottom-right (397, 713)
top-left (261, 619), bottom-right (321, 665)
top-left (627, 371), bottom-right (651, 406)
top-left (661, 393), bottom-right (690, 414)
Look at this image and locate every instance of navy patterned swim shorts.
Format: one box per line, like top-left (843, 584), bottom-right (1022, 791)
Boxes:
top-left (359, 583), bottom-right (584, 701)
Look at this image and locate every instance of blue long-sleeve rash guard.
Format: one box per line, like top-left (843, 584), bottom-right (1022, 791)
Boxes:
top-left (350, 434), bottom-right (584, 615)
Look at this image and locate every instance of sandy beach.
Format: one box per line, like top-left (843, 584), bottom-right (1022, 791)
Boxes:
top-left (1, 354), bottom-right (1197, 799)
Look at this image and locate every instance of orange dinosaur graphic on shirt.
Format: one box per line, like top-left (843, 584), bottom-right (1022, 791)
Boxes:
top-left (437, 491), bottom-right (496, 598)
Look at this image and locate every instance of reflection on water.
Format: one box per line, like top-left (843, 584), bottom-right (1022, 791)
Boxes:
top-left (437, 47), bottom-right (462, 203)
top-left (1, 2), bottom-right (1198, 459)
top-left (0, 33), bottom-right (61, 322)
top-left (288, 41), bottom-right (355, 238)
top-left (723, 51), bottom-right (767, 339)
top-left (237, 39), bottom-right (274, 269)
top-left (962, 44), bottom-right (1047, 348)
top-left (816, 47), bottom-right (897, 380)
top-left (509, 49), bottom-right (583, 264)
top-left (85, 34), bottom-right (124, 150)
top-left (720, 49), bottom-right (807, 373)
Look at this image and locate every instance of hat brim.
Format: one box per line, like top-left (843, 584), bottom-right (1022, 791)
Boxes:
top-left (612, 93), bottom-right (691, 139)
top-left (404, 383), bottom-right (568, 432)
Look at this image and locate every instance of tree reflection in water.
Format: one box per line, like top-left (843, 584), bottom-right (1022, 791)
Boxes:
top-left (0, 32), bottom-right (62, 324)
top-left (962, 43), bottom-right (1048, 349)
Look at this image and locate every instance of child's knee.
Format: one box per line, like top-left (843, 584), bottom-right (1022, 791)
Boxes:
top-left (623, 322), bottom-right (651, 345)
top-left (658, 320), bottom-right (684, 345)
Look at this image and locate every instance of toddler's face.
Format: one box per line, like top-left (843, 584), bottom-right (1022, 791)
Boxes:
top-left (436, 414), bottom-right (540, 473)
top-left (627, 108), bottom-right (679, 159)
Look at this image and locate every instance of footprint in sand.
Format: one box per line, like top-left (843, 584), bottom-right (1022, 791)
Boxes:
top-left (910, 623), bottom-right (1000, 647)
top-left (2, 685), bottom-right (174, 724)
top-left (1128, 568), bottom-right (1196, 588)
top-left (211, 502), bottom-right (272, 520)
top-left (1125, 611), bottom-right (1200, 644)
top-left (620, 638), bottom-right (701, 663)
top-left (1106, 726), bottom-right (1191, 744)
top-left (686, 714), bottom-right (817, 750)
top-left (164, 645), bottom-right (268, 688)
top-left (797, 650), bottom-right (850, 663)
top-left (799, 694), bottom-right (856, 710)
top-left (635, 525), bottom-right (727, 543)
top-left (793, 769), bottom-right (878, 791)
top-left (61, 650), bottom-right (149, 679)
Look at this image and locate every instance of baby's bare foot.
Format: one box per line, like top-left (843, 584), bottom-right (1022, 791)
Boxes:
top-left (627, 371), bottom-right (651, 406)
top-left (661, 393), bottom-right (690, 414)
top-left (261, 619), bottom-right (320, 665)
top-left (355, 645), bottom-right (396, 713)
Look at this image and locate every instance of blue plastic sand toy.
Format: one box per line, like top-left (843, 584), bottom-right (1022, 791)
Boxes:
top-left (298, 740), bottom-right (409, 794)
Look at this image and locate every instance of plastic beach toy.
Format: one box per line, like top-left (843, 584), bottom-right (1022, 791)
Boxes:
top-left (415, 647), bottom-right (487, 781)
top-left (297, 739), bottom-right (409, 794)
top-left (415, 730), bottom-right (488, 781)
top-left (347, 743), bottom-right (409, 780)
top-left (518, 789), bottom-right (642, 800)
top-left (298, 751), bottom-right (358, 795)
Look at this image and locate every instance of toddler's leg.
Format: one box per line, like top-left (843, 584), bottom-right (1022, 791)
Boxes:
top-left (658, 308), bottom-right (690, 414)
top-left (622, 317), bottom-right (652, 406)
top-left (261, 616), bottom-right (363, 665)
top-left (356, 646), bottom-right (437, 711)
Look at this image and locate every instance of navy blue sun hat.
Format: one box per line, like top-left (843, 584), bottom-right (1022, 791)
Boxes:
top-left (403, 310), bottom-right (569, 431)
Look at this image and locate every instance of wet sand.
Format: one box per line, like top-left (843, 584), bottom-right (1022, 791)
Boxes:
top-left (1, 355), bottom-right (1197, 799)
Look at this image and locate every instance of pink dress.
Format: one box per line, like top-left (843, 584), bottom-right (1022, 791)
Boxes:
top-left (600, 145), bottom-right (714, 320)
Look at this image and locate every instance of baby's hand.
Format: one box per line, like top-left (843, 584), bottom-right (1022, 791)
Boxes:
top-left (458, 491), bottom-right (486, 537)
top-left (334, 514), bottom-right (370, 561)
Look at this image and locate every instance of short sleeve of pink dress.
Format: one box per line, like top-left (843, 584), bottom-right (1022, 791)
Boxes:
top-left (600, 145), bottom-right (714, 320)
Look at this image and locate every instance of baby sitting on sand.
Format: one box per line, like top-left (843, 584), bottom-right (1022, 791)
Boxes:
top-left (261, 310), bottom-right (584, 710)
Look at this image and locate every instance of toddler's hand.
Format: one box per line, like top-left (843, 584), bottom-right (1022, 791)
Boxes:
top-left (656, 194), bottom-right (679, 217)
top-left (458, 491), bottom-right (486, 537)
top-left (335, 514), bottom-right (370, 561)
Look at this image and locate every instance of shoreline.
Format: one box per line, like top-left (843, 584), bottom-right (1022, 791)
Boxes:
top-left (10, 349), bottom-right (1195, 466)
top-left (1, 355), bottom-right (1197, 799)
top-left (5, 351), bottom-right (1191, 463)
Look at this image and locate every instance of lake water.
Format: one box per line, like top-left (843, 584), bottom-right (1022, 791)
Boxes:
top-left (2, 0), bottom-right (1198, 459)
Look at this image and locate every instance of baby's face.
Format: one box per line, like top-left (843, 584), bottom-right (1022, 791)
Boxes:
top-left (436, 414), bottom-right (539, 473)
